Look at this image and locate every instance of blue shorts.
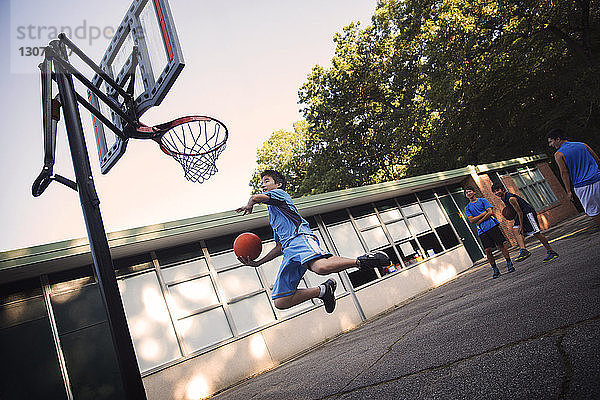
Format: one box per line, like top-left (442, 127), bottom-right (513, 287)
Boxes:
top-left (271, 234), bottom-right (332, 299)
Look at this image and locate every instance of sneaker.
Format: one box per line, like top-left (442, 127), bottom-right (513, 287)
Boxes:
top-left (543, 251), bottom-right (559, 263)
top-left (514, 249), bottom-right (531, 262)
top-left (321, 279), bottom-right (337, 313)
top-left (492, 268), bottom-right (501, 279)
top-left (507, 261), bottom-right (515, 273)
top-left (357, 251), bottom-right (390, 269)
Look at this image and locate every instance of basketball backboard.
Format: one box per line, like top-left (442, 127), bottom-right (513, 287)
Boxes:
top-left (88, 0), bottom-right (184, 173)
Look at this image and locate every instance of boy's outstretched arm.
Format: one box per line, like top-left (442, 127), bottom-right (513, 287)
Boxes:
top-left (236, 194), bottom-right (271, 215)
top-left (238, 242), bottom-right (282, 267)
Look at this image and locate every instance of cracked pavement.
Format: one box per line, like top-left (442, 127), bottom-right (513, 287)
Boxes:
top-left (212, 216), bottom-right (600, 400)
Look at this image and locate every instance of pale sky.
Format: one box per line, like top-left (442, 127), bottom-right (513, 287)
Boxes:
top-left (0, 0), bottom-right (378, 251)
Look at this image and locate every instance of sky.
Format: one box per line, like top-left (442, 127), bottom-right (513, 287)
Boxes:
top-left (0, 0), bottom-right (378, 252)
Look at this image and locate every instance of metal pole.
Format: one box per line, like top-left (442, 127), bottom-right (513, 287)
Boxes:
top-left (51, 41), bottom-right (147, 400)
top-left (58, 33), bottom-right (132, 100)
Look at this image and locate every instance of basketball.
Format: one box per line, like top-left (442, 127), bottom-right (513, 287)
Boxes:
top-left (233, 232), bottom-right (262, 260)
top-left (502, 206), bottom-right (516, 220)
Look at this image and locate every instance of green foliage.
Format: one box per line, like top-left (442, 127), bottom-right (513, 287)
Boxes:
top-left (407, 0), bottom-right (600, 174)
top-left (252, 0), bottom-right (600, 196)
top-left (249, 121), bottom-right (309, 196)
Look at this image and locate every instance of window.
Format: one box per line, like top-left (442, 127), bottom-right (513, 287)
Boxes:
top-left (435, 224), bottom-right (460, 249)
top-left (218, 268), bottom-right (263, 301)
top-left (161, 258), bottom-right (209, 283)
top-left (156, 250), bottom-right (233, 354)
top-left (0, 279), bottom-right (68, 399)
top-left (502, 166), bottom-right (558, 210)
top-left (228, 293), bottom-right (275, 334)
top-left (422, 200), bottom-right (461, 250)
top-left (418, 233), bottom-right (444, 257)
top-left (361, 226), bottom-right (388, 250)
top-left (386, 220), bottom-right (411, 241)
top-left (118, 271), bottom-right (181, 371)
top-left (398, 239), bottom-right (422, 266)
top-left (487, 171), bottom-right (504, 187)
top-left (321, 196), bottom-right (462, 288)
top-left (324, 209), bottom-right (380, 288)
top-left (422, 200), bottom-right (448, 228)
top-left (207, 246), bottom-right (276, 335)
top-left (407, 214), bottom-right (430, 235)
top-left (48, 267), bottom-right (127, 397)
top-left (176, 307), bottom-right (232, 351)
top-left (168, 276), bottom-right (219, 317)
top-left (327, 221), bottom-right (365, 258)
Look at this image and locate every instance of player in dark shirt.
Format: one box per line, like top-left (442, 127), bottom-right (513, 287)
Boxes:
top-left (491, 183), bottom-right (558, 263)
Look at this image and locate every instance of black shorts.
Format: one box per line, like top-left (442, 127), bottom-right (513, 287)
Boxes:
top-left (479, 225), bottom-right (507, 250)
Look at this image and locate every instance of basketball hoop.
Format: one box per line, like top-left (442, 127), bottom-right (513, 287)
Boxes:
top-left (129, 116), bottom-right (228, 183)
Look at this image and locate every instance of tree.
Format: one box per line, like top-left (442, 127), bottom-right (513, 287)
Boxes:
top-left (304, 0), bottom-right (599, 177)
top-left (254, 0), bottom-right (600, 195)
top-left (408, 0), bottom-right (600, 173)
top-left (298, 20), bottom-right (425, 194)
top-left (249, 121), bottom-right (310, 197)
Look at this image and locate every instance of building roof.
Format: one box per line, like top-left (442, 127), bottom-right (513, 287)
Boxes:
top-left (0, 154), bottom-right (547, 283)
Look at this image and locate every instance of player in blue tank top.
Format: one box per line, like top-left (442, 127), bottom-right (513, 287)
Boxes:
top-left (236, 170), bottom-right (390, 313)
top-left (547, 129), bottom-right (600, 225)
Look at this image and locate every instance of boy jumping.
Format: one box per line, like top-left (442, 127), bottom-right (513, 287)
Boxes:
top-left (491, 182), bottom-right (559, 262)
top-left (463, 186), bottom-right (514, 278)
top-left (236, 170), bottom-right (390, 313)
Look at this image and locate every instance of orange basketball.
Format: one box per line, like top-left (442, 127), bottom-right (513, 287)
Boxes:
top-left (233, 232), bottom-right (262, 260)
top-left (502, 206), bottom-right (516, 220)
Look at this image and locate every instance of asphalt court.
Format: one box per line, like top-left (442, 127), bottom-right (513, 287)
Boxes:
top-left (212, 215), bottom-right (600, 400)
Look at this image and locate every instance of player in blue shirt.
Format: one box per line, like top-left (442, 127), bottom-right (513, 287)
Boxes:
top-left (547, 129), bottom-right (600, 226)
top-left (236, 170), bottom-right (390, 313)
top-left (463, 186), bottom-right (514, 278)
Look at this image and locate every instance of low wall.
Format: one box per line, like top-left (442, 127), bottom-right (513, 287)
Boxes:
top-left (142, 246), bottom-right (471, 399)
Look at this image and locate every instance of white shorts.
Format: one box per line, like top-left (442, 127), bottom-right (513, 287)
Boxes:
top-left (513, 212), bottom-right (541, 236)
top-left (574, 180), bottom-right (600, 217)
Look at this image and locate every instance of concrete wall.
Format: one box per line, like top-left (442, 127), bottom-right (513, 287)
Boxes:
top-left (142, 246), bottom-right (470, 399)
top-left (355, 247), bottom-right (471, 319)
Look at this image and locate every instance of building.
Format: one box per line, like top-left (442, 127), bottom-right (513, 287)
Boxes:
top-left (0, 155), bottom-right (577, 400)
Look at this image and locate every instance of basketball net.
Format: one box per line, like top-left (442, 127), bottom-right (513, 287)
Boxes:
top-left (158, 118), bottom-right (228, 183)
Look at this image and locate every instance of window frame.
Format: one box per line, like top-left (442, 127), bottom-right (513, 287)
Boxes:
top-left (500, 165), bottom-right (559, 211)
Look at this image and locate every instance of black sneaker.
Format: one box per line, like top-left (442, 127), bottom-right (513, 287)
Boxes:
top-left (321, 279), bottom-right (337, 313)
top-left (507, 261), bottom-right (515, 273)
top-left (492, 269), bottom-right (501, 279)
top-left (514, 249), bottom-right (531, 262)
top-left (543, 251), bottom-right (559, 263)
top-left (357, 251), bottom-right (390, 269)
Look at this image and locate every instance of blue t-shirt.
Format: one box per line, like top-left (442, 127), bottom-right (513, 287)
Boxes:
top-left (558, 142), bottom-right (600, 188)
top-left (265, 189), bottom-right (313, 248)
top-left (464, 197), bottom-right (499, 235)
